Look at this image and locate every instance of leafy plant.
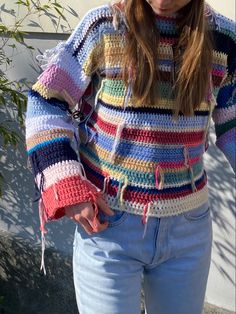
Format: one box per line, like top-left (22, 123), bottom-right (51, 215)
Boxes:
top-left (0, 0), bottom-right (74, 196)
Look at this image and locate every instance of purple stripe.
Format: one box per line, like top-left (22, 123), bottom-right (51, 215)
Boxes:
top-left (216, 127), bottom-right (236, 147)
top-left (38, 64), bottom-right (84, 103)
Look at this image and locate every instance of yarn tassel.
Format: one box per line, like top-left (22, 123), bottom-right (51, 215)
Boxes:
top-left (184, 146), bottom-right (197, 192)
top-left (77, 162), bottom-right (87, 179)
top-left (36, 41), bottom-right (66, 70)
top-left (112, 8), bottom-right (119, 30)
top-left (87, 190), bottom-right (101, 231)
top-left (142, 203), bottom-right (151, 239)
top-left (116, 178), bottom-right (123, 203)
top-left (53, 183), bottom-right (59, 201)
top-left (111, 1), bottom-right (127, 30)
top-left (109, 120), bottom-right (126, 163)
top-left (102, 175), bottom-right (110, 194)
top-left (204, 76), bottom-right (216, 151)
top-left (82, 79), bottom-right (104, 144)
top-left (155, 165), bottom-right (164, 190)
top-left (39, 198), bottom-right (48, 275)
top-left (189, 167), bottom-right (197, 193)
top-left (119, 176), bottom-right (128, 206)
top-left (122, 81), bottom-right (132, 111)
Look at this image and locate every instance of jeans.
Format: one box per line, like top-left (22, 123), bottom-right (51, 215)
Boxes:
top-left (73, 202), bottom-right (212, 314)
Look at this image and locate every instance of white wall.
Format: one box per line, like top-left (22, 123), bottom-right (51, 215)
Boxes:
top-left (207, 0), bottom-right (235, 20)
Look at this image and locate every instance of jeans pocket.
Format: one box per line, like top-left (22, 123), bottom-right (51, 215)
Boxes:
top-left (183, 205), bottom-right (211, 222)
top-left (98, 209), bottom-right (128, 228)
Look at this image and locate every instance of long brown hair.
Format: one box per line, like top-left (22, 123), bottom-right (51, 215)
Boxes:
top-left (111, 0), bottom-right (213, 116)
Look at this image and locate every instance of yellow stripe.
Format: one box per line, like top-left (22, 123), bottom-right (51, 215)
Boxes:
top-left (27, 128), bottom-right (74, 150)
top-left (32, 82), bottom-right (64, 101)
top-left (213, 50), bottom-right (228, 67)
top-left (32, 82), bottom-right (76, 107)
top-left (99, 88), bottom-right (209, 110)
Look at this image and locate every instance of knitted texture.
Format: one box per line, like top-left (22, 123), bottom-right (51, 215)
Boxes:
top-left (25, 4), bottom-right (236, 223)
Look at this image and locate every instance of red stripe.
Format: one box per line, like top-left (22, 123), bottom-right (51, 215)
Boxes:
top-left (160, 37), bottom-right (178, 45)
top-left (212, 75), bottom-right (224, 87)
top-left (90, 114), bottom-right (205, 145)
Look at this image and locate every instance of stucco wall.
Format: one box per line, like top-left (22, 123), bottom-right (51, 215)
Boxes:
top-left (207, 0), bottom-right (235, 20)
top-left (1, 0), bottom-right (235, 312)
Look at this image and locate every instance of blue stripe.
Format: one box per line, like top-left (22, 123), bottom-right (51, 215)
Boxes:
top-left (97, 103), bottom-right (208, 129)
top-left (79, 127), bottom-right (204, 162)
top-left (28, 140), bottom-right (78, 176)
top-left (27, 90), bottom-right (68, 119)
top-left (28, 137), bottom-right (70, 154)
top-left (217, 83), bottom-right (236, 108)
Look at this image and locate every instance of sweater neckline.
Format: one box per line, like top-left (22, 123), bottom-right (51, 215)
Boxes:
top-left (154, 13), bottom-right (179, 36)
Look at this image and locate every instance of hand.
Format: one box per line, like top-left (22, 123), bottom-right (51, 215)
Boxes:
top-left (65, 196), bottom-right (114, 235)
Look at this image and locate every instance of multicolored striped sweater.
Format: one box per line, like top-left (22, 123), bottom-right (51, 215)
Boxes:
top-left (25, 4), bottom-right (236, 228)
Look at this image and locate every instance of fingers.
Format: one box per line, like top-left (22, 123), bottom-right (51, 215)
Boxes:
top-left (65, 202), bottom-right (91, 220)
top-left (89, 217), bottom-right (109, 233)
top-left (65, 198), bottom-right (114, 235)
top-left (96, 197), bottom-right (115, 216)
top-left (77, 215), bottom-right (109, 234)
top-left (78, 217), bottom-right (95, 235)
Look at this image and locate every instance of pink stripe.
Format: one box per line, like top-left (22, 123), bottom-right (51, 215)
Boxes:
top-left (216, 127), bottom-right (236, 147)
top-left (38, 64), bottom-right (84, 103)
top-left (212, 68), bottom-right (225, 78)
top-left (213, 105), bottom-right (236, 124)
top-left (160, 38), bottom-right (178, 45)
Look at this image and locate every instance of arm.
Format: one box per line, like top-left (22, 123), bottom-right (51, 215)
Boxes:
top-left (212, 53), bottom-right (236, 173)
top-left (25, 7), bottom-right (104, 225)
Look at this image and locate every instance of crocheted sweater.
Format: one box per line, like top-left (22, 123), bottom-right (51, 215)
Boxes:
top-left (25, 4), bottom-right (236, 226)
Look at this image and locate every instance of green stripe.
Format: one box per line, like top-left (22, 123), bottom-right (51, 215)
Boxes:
top-left (103, 79), bottom-right (126, 97)
top-left (80, 145), bottom-right (204, 187)
top-left (102, 79), bottom-right (174, 100)
top-left (215, 119), bottom-right (236, 137)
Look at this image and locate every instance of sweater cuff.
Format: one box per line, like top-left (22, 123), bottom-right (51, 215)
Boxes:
top-left (41, 175), bottom-right (100, 221)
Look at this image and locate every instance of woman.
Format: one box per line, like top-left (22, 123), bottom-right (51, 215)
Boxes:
top-left (25, 0), bottom-right (236, 313)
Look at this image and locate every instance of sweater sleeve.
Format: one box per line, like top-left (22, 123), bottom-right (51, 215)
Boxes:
top-left (25, 7), bottom-right (104, 223)
top-left (212, 47), bottom-right (236, 173)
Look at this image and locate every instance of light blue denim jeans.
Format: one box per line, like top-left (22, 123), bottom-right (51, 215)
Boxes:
top-left (73, 202), bottom-right (212, 314)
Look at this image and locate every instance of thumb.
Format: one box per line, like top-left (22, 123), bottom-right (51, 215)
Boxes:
top-left (96, 196), bottom-right (114, 216)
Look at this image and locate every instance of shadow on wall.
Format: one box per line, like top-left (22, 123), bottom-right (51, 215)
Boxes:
top-left (0, 109), bottom-right (78, 313)
top-left (0, 107), bottom-right (76, 252)
top-left (0, 40), bottom-right (78, 314)
top-left (0, 232), bottom-right (78, 314)
top-left (205, 124), bottom-right (236, 286)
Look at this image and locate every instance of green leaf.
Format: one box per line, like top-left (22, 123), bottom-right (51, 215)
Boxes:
top-left (15, 0), bottom-right (28, 7)
top-left (12, 31), bottom-right (27, 43)
top-left (26, 45), bottom-right (34, 50)
top-left (42, 4), bottom-right (51, 9)
top-left (0, 125), bottom-right (20, 147)
top-left (8, 44), bottom-right (17, 49)
top-left (0, 25), bottom-right (8, 31)
top-left (54, 7), bottom-right (66, 21)
top-left (0, 95), bottom-right (6, 105)
top-left (52, 2), bottom-right (63, 9)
